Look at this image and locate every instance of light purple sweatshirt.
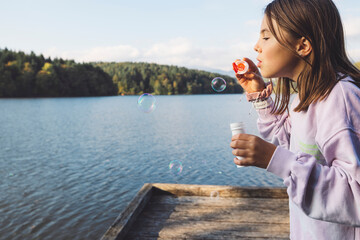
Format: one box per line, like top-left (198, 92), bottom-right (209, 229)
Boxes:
top-left (257, 77), bottom-right (360, 240)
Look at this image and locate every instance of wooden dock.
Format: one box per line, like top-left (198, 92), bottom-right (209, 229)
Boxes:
top-left (101, 183), bottom-right (290, 240)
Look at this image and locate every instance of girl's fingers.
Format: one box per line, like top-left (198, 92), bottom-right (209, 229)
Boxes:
top-left (235, 75), bottom-right (247, 85)
top-left (245, 60), bottom-right (261, 76)
top-left (234, 157), bottom-right (243, 166)
top-left (232, 148), bottom-right (247, 158)
top-left (235, 73), bottom-right (242, 78)
top-left (231, 133), bottom-right (248, 141)
top-left (237, 73), bottom-right (254, 79)
top-left (230, 141), bottom-right (247, 150)
top-left (244, 73), bottom-right (254, 78)
top-left (236, 73), bottom-right (264, 88)
top-left (242, 58), bottom-right (258, 72)
top-left (236, 74), bottom-right (248, 82)
top-left (233, 158), bottom-right (252, 166)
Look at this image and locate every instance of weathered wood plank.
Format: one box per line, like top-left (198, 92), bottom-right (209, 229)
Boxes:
top-left (126, 220), bottom-right (289, 239)
top-left (127, 194), bottom-right (289, 239)
top-left (102, 183), bottom-right (290, 240)
top-left (136, 195), bottom-right (288, 224)
top-left (152, 183), bottom-right (288, 198)
top-left (101, 183), bottom-right (154, 240)
top-left (148, 195), bottom-right (289, 210)
top-left (137, 208), bottom-right (289, 224)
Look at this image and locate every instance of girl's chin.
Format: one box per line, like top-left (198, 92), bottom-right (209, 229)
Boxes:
top-left (260, 72), bottom-right (273, 78)
top-left (261, 70), bottom-right (281, 79)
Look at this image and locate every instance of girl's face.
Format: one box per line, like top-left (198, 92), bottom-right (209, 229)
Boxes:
top-left (254, 16), bottom-right (302, 81)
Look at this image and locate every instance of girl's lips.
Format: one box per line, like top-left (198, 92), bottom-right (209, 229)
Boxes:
top-left (257, 61), bottom-right (262, 68)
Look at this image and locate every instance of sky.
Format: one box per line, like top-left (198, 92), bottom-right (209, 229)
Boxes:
top-left (1, 0), bottom-right (359, 74)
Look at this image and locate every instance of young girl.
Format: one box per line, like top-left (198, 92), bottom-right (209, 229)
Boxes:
top-left (230, 0), bottom-right (360, 239)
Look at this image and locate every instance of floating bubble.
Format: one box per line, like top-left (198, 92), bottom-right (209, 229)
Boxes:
top-left (137, 93), bottom-right (156, 113)
top-left (169, 160), bottom-right (183, 176)
top-left (211, 77), bottom-right (226, 92)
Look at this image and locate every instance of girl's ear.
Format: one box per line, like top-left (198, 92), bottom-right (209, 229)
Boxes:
top-left (296, 37), bottom-right (312, 57)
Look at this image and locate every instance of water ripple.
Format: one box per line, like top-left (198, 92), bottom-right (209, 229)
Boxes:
top-left (0, 96), bottom-right (284, 239)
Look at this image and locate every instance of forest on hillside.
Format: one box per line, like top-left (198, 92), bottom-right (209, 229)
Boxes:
top-left (92, 62), bottom-right (242, 95)
top-left (0, 48), bottom-right (242, 98)
top-left (0, 48), bottom-right (117, 97)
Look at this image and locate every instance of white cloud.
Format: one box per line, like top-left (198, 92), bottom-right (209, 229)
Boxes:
top-left (44, 45), bottom-right (140, 62)
top-left (140, 38), bottom-right (257, 71)
top-left (43, 37), bottom-right (259, 72)
top-left (143, 38), bottom-right (192, 59)
top-left (81, 45), bottom-right (140, 62)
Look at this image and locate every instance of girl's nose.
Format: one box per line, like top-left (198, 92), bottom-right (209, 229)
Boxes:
top-left (254, 41), bottom-right (261, 53)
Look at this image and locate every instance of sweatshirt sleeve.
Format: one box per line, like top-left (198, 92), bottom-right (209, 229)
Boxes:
top-left (267, 129), bottom-right (360, 226)
top-left (256, 98), bottom-right (292, 150)
top-left (265, 81), bottom-right (360, 226)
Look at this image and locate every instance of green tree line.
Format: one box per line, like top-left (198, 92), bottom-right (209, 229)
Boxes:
top-left (0, 48), bottom-right (244, 97)
top-left (0, 48), bottom-right (117, 97)
top-left (92, 62), bottom-right (243, 95)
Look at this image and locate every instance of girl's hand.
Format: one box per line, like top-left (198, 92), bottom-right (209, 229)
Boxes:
top-left (234, 58), bottom-right (265, 93)
top-left (230, 133), bottom-right (276, 169)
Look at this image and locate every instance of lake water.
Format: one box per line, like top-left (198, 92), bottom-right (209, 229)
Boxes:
top-left (0, 94), bottom-right (284, 240)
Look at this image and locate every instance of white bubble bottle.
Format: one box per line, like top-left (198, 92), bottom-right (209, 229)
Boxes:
top-left (230, 122), bottom-right (245, 168)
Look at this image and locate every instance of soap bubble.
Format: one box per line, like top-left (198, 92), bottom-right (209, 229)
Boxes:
top-left (137, 93), bottom-right (156, 113)
top-left (211, 77), bottom-right (226, 92)
top-left (169, 160), bottom-right (183, 176)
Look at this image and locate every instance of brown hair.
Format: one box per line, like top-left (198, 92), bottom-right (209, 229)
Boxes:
top-left (264, 0), bottom-right (360, 114)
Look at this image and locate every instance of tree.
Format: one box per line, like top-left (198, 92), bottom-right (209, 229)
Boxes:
top-left (0, 49), bottom-right (118, 97)
top-left (93, 61), bottom-right (242, 96)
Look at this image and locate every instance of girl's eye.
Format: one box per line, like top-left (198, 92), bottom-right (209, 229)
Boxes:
top-left (263, 37), bottom-right (269, 40)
